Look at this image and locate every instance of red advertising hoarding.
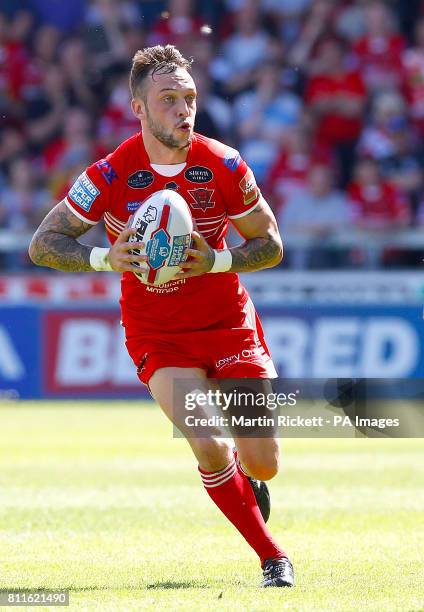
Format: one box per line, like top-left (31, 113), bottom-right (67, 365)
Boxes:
top-left (43, 311), bottom-right (144, 397)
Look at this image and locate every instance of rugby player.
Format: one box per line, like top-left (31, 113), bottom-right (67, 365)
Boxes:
top-left (29, 45), bottom-right (294, 588)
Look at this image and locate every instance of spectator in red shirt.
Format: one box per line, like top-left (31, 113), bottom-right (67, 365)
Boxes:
top-left (147, 0), bottom-right (206, 50)
top-left (264, 127), bottom-right (321, 214)
top-left (98, 73), bottom-right (140, 150)
top-left (402, 17), bottom-right (424, 137)
top-left (348, 157), bottom-right (411, 230)
top-left (352, 0), bottom-right (406, 93)
top-left (305, 37), bottom-right (366, 186)
top-left (0, 11), bottom-right (32, 108)
top-left (265, 124), bottom-right (334, 206)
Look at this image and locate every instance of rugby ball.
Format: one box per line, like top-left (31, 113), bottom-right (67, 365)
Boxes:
top-left (128, 189), bottom-right (193, 286)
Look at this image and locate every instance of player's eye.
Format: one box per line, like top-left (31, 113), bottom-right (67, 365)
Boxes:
top-left (186, 95), bottom-right (196, 104)
top-left (163, 96), bottom-right (175, 104)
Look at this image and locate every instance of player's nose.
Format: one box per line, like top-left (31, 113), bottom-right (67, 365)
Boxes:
top-left (176, 99), bottom-right (190, 118)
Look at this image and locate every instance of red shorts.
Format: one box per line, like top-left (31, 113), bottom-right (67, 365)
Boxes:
top-left (125, 299), bottom-right (277, 385)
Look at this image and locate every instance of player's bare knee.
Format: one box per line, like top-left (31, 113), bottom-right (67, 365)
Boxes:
top-left (241, 453), bottom-right (280, 481)
top-left (192, 437), bottom-right (233, 472)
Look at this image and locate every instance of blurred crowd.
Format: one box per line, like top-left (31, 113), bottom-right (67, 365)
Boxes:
top-left (1, 0), bottom-right (424, 269)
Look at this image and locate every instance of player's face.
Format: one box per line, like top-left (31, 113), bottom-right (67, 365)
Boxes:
top-left (137, 67), bottom-right (197, 150)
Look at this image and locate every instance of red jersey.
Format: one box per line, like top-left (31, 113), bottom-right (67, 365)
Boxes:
top-left (348, 182), bottom-right (410, 226)
top-left (305, 71), bottom-right (366, 145)
top-left (402, 48), bottom-right (424, 120)
top-left (265, 151), bottom-right (311, 211)
top-left (265, 144), bottom-right (332, 211)
top-left (65, 131), bottom-right (262, 336)
top-left (353, 34), bottom-right (405, 90)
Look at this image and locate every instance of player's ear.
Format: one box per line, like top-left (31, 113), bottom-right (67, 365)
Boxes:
top-left (131, 97), bottom-right (146, 121)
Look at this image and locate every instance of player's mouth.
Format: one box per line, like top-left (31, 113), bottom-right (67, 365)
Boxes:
top-left (177, 121), bottom-right (191, 132)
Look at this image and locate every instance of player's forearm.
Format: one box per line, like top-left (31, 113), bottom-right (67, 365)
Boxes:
top-left (229, 236), bottom-right (283, 273)
top-left (29, 230), bottom-right (93, 272)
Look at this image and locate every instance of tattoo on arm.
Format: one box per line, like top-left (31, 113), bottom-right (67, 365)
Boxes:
top-left (29, 201), bottom-right (96, 272)
top-left (229, 203), bottom-right (283, 273)
top-left (230, 236), bottom-right (282, 272)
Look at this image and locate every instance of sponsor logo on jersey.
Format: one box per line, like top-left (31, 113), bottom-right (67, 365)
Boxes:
top-left (165, 181), bottom-right (179, 191)
top-left (96, 159), bottom-right (118, 185)
top-left (215, 348), bottom-right (257, 370)
top-left (184, 165), bottom-right (213, 183)
top-left (68, 172), bottom-right (100, 212)
top-left (188, 188), bottom-right (215, 211)
top-left (145, 278), bottom-right (186, 293)
top-left (127, 170), bottom-right (155, 189)
top-left (142, 205), bottom-right (157, 223)
top-left (168, 234), bottom-right (191, 266)
top-left (146, 228), bottom-right (171, 270)
top-left (223, 147), bottom-right (241, 172)
top-left (126, 201), bottom-right (143, 212)
top-left (239, 168), bottom-right (259, 205)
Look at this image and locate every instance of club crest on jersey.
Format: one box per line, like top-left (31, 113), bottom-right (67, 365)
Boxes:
top-left (142, 205), bottom-right (157, 223)
top-left (96, 159), bottom-right (118, 185)
top-left (165, 181), bottom-right (179, 191)
top-left (222, 147), bottom-right (241, 172)
top-left (127, 170), bottom-right (155, 189)
top-left (146, 228), bottom-right (171, 270)
top-left (68, 171), bottom-right (99, 212)
top-left (188, 188), bottom-right (215, 211)
top-left (184, 165), bottom-right (213, 184)
top-left (239, 168), bottom-right (259, 205)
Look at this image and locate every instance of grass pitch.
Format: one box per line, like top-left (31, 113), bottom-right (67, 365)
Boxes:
top-left (0, 401), bottom-right (423, 612)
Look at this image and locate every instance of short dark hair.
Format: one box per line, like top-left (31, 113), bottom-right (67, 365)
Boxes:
top-left (129, 45), bottom-right (192, 98)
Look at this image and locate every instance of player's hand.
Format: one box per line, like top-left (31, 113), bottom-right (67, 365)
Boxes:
top-left (108, 227), bottom-right (149, 273)
top-left (175, 231), bottom-right (215, 279)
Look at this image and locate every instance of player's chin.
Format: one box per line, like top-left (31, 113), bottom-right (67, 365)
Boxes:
top-left (176, 129), bottom-right (193, 147)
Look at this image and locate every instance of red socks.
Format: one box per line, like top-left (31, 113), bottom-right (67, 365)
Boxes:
top-left (198, 456), bottom-right (286, 566)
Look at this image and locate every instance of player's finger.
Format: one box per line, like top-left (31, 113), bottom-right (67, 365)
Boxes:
top-left (119, 264), bottom-right (148, 274)
top-left (121, 241), bottom-right (145, 252)
top-left (177, 261), bottom-right (197, 270)
top-left (130, 264), bottom-right (148, 273)
top-left (182, 248), bottom-right (203, 260)
top-left (122, 253), bottom-right (148, 263)
top-left (117, 227), bottom-right (137, 242)
top-left (191, 231), bottom-right (206, 247)
top-left (176, 261), bottom-right (204, 273)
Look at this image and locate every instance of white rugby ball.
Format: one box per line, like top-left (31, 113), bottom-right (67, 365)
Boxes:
top-left (128, 189), bottom-right (193, 286)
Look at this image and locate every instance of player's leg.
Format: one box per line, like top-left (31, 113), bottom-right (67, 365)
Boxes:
top-left (232, 432), bottom-right (294, 588)
top-left (210, 348), bottom-right (294, 585)
top-left (148, 366), bottom-right (292, 585)
top-left (234, 436), bottom-right (280, 482)
top-left (148, 366), bottom-right (233, 471)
